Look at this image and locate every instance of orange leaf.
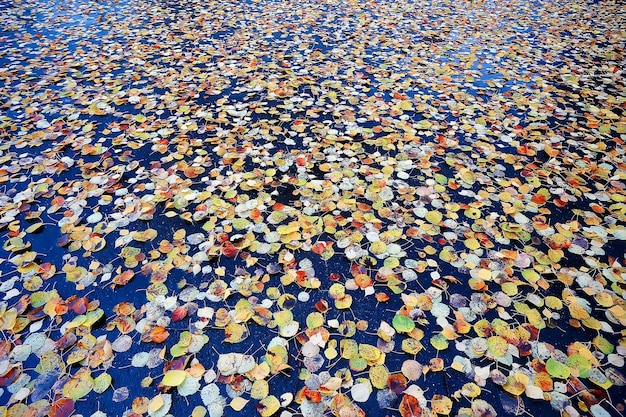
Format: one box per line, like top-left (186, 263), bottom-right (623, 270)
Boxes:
top-left (375, 292), bottom-right (390, 303)
top-left (531, 194), bottom-right (547, 205)
top-left (589, 203), bottom-right (604, 214)
top-left (534, 372), bottom-right (553, 391)
top-left (250, 208), bottom-right (262, 220)
top-left (113, 270), bottom-right (135, 286)
top-left (312, 241), bottom-right (332, 255)
top-left (399, 394), bottom-right (422, 417)
top-left (354, 274), bottom-right (373, 289)
top-left (116, 316), bottom-right (136, 334)
top-left (150, 326), bottom-right (169, 343)
top-left (0, 366), bottom-right (20, 386)
top-left (387, 373), bottom-right (408, 394)
top-left (302, 387), bottom-right (322, 403)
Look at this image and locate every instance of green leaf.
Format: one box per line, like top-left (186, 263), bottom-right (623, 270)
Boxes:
top-left (430, 334), bottom-right (449, 351)
top-left (546, 358), bottom-right (570, 379)
top-left (593, 335), bottom-right (614, 355)
top-left (392, 314), bottom-right (415, 333)
top-left (93, 373), bottom-right (112, 394)
top-left (565, 354), bottom-right (591, 378)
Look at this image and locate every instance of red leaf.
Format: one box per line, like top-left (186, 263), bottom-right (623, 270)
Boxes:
top-left (38, 262), bottom-right (56, 279)
top-left (0, 366), bottom-right (20, 387)
top-left (68, 296), bottom-right (89, 314)
top-left (27, 306), bottom-right (46, 321)
top-left (55, 333), bottom-right (77, 350)
top-left (164, 356), bottom-right (189, 372)
top-left (302, 387), bottom-right (322, 403)
top-left (311, 241), bottom-right (332, 255)
top-left (314, 299), bottom-right (329, 313)
top-left (50, 398), bottom-right (75, 417)
top-left (375, 292), bottom-right (390, 303)
top-left (531, 193), bottom-right (547, 205)
top-left (172, 306), bottom-right (188, 322)
top-left (13, 295), bottom-right (30, 314)
top-left (554, 197), bottom-right (567, 208)
top-left (221, 243), bottom-right (239, 258)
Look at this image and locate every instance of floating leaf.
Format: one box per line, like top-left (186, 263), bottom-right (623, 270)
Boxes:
top-left (425, 211), bottom-right (443, 224)
top-left (257, 395), bottom-right (280, 417)
top-left (399, 394), bottom-right (422, 417)
top-left (162, 370), bottom-right (187, 387)
top-left (62, 370), bottom-right (93, 400)
top-left (487, 336), bottom-right (508, 358)
top-left (431, 394), bottom-right (453, 415)
top-left (192, 406), bottom-right (207, 417)
top-left (565, 354), bottom-right (591, 378)
top-left (359, 343), bottom-right (382, 363)
top-left (387, 373), bottom-right (408, 394)
top-left (461, 383), bottom-right (481, 398)
top-left (251, 380), bottom-right (269, 400)
top-left (49, 398), bottom-right (75, 417)
top-left (148, 394), bottom-right (172, 417)
top-left (401, 360), bottom-right (423, 381)
top-left (112, 335), bottom-right (133, 352)
top-left (93, 373), bottom-right (112, 394)
top-left (393, 314), bottom-right (415, 333)
top-left (525, 385), bottom-right (544, 400)
top-left (471, 399), bottom-right (497, 417)
top-left (503, 372), bottom-right (528, 396)
top-left (230, 397), bottom-right (248, 411)
top-left (593, 335), bottom-right (614, 355)
top-left (430, 334), bottom-right (449, 351)
top-left (546, 358), bottom-right (570, 379)
top-left (347, 382), bottom-right (370, 403)
top-left (370, 365), bottom-right (390, 389)
top-left (178, 376), bottom-right (201, 396)
top-left (113, 387), bottom-right (130, 402)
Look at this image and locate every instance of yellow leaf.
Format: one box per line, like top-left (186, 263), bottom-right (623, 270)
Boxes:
top-left (162, 370), bottom-right (187, 387)
top-left (251, 380), bottom-right (269, 400)
top-left (501, 282), bottom-right (518, 296)
top-left (425, 211), bottom-right (443, 224)
top-left (400, 100), bottom-right (413, 111)
top-left (230, 397), bottom-right (248, 411)
top-left (431, 394), bottom-right (453, 415)
top-left (545, 296), bottom-right (563, 310)
top-left (370, 365), bottom-right (389, 389)
top-left (258, 396), bottom-right (280, 417)
top-left (149, 395), bottom-right (164, 412)
top-left (461, 383), bottom-right (481, 398)
top-left (487, 336), bottom-right (508, 357)
top-left (191, 406), bottom-right (207, 417)
top-left (503, 374), bottom-right (526, 396)
top-left (568, 302), bottom-right (590, 320)
top-left (464, 238), bottom-right (480, 250)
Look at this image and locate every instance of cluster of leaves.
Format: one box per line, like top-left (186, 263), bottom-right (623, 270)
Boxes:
top-left (0, 0), bottom-right (625, 416)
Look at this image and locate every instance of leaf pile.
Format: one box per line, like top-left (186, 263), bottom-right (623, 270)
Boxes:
top-left (0, 0), bottom-right (625, 416)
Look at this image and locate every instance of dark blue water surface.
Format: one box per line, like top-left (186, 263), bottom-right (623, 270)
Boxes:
top-left (0, 0), bottom-right (625, 416)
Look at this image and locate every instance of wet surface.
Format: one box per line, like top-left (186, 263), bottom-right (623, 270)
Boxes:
top-left (0, 0), bottom-right (625, 416)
